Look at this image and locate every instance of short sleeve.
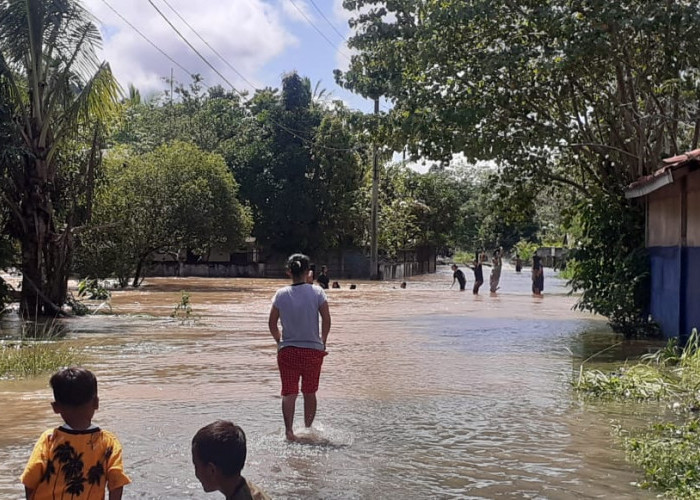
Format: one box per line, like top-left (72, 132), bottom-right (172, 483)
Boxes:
top-left (317, 287), bottom-right (327, 307)
top-left (271, 289), bottom-right (281, 307)
top-left (104, 432), bottom-right (131, 490)
top-left (20, 430), bottom-right (52, 489)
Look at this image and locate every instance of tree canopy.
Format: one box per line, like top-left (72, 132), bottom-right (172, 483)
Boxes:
top-left (76, 141), bottom-right (252, 286)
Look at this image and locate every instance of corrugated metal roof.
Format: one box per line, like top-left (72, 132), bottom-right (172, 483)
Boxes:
top-left (625, 148), bottom-right (700, 199)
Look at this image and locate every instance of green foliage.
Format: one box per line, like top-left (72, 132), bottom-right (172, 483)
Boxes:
top-left (573, 364), bottom-right (669, 400)
top-left (75, 141), bottom-right (252, 286)
top-left (338, 0), bottom-right (700, 325)
top-left (513, 240), bottom-right (538, 264)
top-left (576, 330), bottom-right (700, 497)
top-left (171, 290), bottom-right (197, 324)
top-left (0, 340), bottom-right (83, 379)
top-left (77, 278), bottom-right (111, 300)
top-left (622, 420), bottom-right (700, 499)
top-left (0, 0), bottom-right (121, 315)
top-left (567, 192), bottom-right (652, 336)
top-left (0, 321), bottom-right (83, 379)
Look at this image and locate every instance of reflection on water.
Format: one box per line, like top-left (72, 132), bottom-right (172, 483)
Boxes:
top-left (0, 266), bottom-right (662, 499)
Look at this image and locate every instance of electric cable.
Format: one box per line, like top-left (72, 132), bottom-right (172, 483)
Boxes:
top-left (99, 0), bottom-right (196, 81)
top-left (286, 0), bottom-right (352, 61)
top-left (307, 0), bottom-right (348, 43)
top-left (97, 0), bottom-right (370, 151)
top-left (160, 0), bottom-right (253, 91)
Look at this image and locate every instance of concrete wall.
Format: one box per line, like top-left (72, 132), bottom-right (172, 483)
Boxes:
top-left (145, 247), bottom-right (437, 280)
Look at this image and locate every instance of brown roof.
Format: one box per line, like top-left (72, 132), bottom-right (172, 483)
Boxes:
top-left (626, 148), bottom-right (700, 198)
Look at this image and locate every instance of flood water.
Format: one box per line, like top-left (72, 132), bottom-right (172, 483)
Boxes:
top-left (0, 266), bottom-right (664, 499)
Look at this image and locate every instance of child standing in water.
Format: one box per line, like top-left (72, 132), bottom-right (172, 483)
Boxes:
top-left (20, 367), bottom-right (130, 500)
top-left (268, 253), bottom-right (331, 442)
top-left (467, 258), bottom-right (484, 294)
top-left (489, 249), bottom-right (502, 293)
top-left (192, 420), bottom-right (270, 500)
top-left (532, 255), bottom-right (544, 296)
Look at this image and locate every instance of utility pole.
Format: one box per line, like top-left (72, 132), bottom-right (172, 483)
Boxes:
top-left (370, 96), bottom-right (380, 280)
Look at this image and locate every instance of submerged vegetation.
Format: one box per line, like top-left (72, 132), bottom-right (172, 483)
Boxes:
top-left (0, 321), bottom-right (83, 379)
top-left (574, 329), bottom-right (700, 498)
top-left (0, 340), bottom-right (82, 379)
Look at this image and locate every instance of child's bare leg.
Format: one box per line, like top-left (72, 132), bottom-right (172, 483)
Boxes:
top-left (303, 392), bottom-right (317, 427)
top-left (282, 394), bottom-right (297, 440)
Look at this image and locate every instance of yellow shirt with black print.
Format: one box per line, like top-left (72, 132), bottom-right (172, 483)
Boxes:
top-left (20, 426), bottom-right (130, 500)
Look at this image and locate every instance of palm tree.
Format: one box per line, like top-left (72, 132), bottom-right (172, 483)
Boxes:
top-left (0, 0), bottom-right (120, 316)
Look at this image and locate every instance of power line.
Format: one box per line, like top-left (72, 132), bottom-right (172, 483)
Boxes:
top-left (97, 0), bottom-right (368, 151)
top-left (287, 0), bottom-right (352, 61)
top-left (307, 0), bottom-right (348, 43)
top-left (160, 0), bottom-right (254, 91)
top-left (99, 0), bottom-right (196, 80)
top-left (147, 0), bottom-right (243, 95)
top-left (146, 0), bottom-right (356, 151)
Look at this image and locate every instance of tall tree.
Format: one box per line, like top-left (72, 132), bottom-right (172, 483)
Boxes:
top-left (337, 0), bottom-right (700, 329)
top-left (76, 142), bottom-right (252, 286)
top-left (0, 0), bottom-right (120, 316)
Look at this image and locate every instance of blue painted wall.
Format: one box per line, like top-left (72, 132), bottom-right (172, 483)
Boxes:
top-left (684, 247), bottom-right (700, 338)
top-left (649, 246), bottom-right (681, 337)
top-left (649, 246), bottom-right (700, 338)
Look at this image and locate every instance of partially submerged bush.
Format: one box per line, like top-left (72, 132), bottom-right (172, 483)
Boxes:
top-left (574, 364), bottom-right (670, 400)
top-left (0, 341), bottom-right (83, 379)
top-left (575, 329), bottom-right (700, 497)
top-left (621, 420), bottom-right (700, 499)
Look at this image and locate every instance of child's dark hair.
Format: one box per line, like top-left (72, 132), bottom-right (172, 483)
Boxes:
top-left (192, 420), bottom-right (247, 477)
top-left (50, 367), bottom-right (98, 406)
top-left (287, 253), bottom-right (310, 278)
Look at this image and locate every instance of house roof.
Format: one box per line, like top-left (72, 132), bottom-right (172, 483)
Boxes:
top-left (625, 148), bottom-right (700, 199)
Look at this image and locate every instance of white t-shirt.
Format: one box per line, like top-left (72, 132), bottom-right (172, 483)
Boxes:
top-left (272, 283), bottom-right (327, 351)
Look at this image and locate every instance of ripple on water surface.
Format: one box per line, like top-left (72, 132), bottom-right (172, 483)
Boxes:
top-left (0, 268), bottom-right (657, 499)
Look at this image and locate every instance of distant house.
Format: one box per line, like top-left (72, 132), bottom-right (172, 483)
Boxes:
top-left (625, 149), bottom-right (700, 338)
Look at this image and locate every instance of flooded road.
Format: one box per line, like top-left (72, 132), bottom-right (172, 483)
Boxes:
top-left (0, 266), bottom-right (661, 499)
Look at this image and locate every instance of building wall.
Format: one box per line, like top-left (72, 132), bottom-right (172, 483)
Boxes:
top-left (648, 246), bottom-right (681, 337)
top-left (647, 168), bottom-right (700, 338)
top-left (687, 172), bottom-right (700, 247)
top-left (647, 182), bottom-right (682, 247)
top-left (684, 247), bottom-right (700, 336)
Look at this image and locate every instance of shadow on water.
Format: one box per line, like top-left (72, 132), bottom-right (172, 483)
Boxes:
top-left (0, 266), bottom-right (662, 499)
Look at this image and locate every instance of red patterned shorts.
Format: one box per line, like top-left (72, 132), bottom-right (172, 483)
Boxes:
top-left (277, 347), bottom-right (327, 396)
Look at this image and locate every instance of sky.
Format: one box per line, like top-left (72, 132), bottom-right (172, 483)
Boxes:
top-left (83, 0), bottom-right (378, 114)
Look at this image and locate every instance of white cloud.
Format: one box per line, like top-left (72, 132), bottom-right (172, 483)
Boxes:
top-left (84, 0), bottom-right (297, 95)
top-left (280, 0), bottom-right (314, 24)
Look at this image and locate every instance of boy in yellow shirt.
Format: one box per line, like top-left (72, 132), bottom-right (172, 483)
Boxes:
top-left (20, 367), bottom-right (130, 500)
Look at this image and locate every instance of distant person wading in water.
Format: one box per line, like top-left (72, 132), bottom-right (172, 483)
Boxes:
top-left (268, 253), bottom-right (331, 442)
top-left (451, 264), bottom-right (466, 291)
top-left (489, 249), bottom-right (502, 293)
top-left (468, 257), bottom-right (484, 295)
top-left (532, 255), bottom-right (544, 296)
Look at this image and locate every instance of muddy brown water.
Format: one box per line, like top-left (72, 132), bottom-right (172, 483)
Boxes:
top-left (0, 266), bottom-right (663, 499)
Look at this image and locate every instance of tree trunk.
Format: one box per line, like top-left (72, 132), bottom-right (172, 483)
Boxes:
top-left (19, 158), bottom-right (69, 317)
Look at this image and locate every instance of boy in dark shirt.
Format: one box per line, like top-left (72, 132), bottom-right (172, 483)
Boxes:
top-left (451, 264), bottom-right (466, 291)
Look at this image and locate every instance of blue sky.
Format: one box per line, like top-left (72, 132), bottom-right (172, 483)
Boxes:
top-left (84, 0), bottom-right (378, 114)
